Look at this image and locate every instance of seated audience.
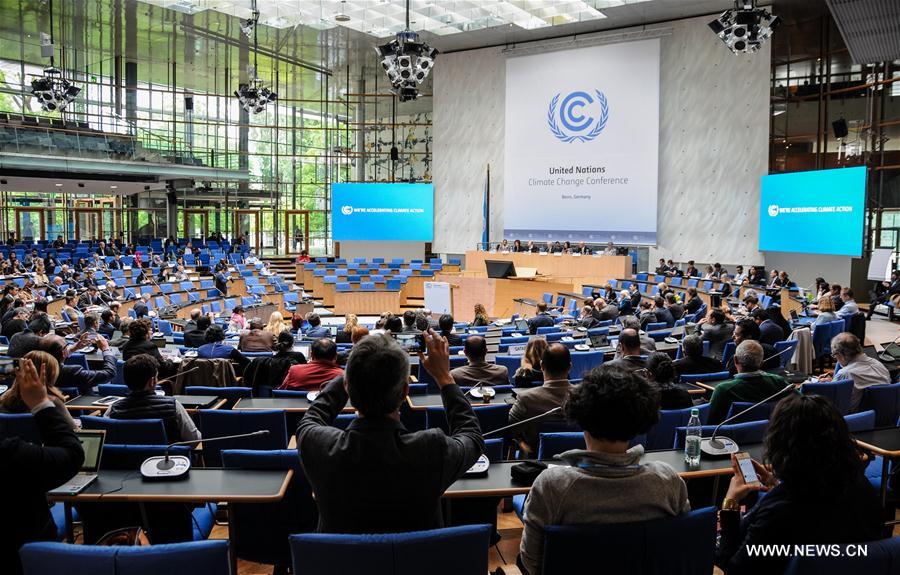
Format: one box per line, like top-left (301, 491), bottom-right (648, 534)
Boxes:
top-left (279, 337), bottom-right (343, 391)
top-left (595, 298), bottom-right (619, 322)
top-left (699, 309), bottom-right (734, 361)
top-left (836, 287), bottom-right (859, 318)
top-left (518, 363), bottom-right (689, 575)
top-left (665, 293), bottom-right (684, 321)
top-left (730, 319), bottom-right (779, 373)
top-left (8, 313), bottom-right (52, 358)
top-left (182, 308), bottom-right (201, 335)
top-left (813, 295), bottom-right (838, 325)
top-left (228, 305), bottom-right (246, 331)
top-left (707, 340), bottom-right (790, 425)
top-left (0, 356), bottom-right (84, 575)
top-left (106, 354), bottom-right (201, 442)
top-left (400, 310), bottom-right (421, 334)
top-left (198, 325), bottom-right (250, 370)
top-left (637, 300), bottom-right (656, 329)
top-left (616, 290), bottom-right (633, 316)
top-left (184, 314), bottom-right (211, 348)
top-left (45, 334), bottom-right (117, 395)
top-left (715, 394), bottom-right (881, 574)
top-left (304, 312), bottom-right (331, 338)
top-left (244, 331), bottom-right (307, 395)
top-left (0, 350), bottom-right (75, 428)
top-left (336, 314), bottom-right (358, 344)
top-left (450, 335), bottom-right (509, 387)
top-left (619, 315), bottom-right (656, 356)
top-left (749, 308), bottom-right (784, 345)
top-left (514, 338), bottom-right (548, 388)
top-left (653, 296), bottom-right (674, 328)
top-left (472, 303), bottom-right (490, 327)
top-left (296, 331), bottom-right (483, 533)
top-left (822, 333), bottom-right (890, 412)
top-left (438, 314), bottom-right (462, 346)
top-left (239, 317), bottom-right (276, 352)
top-left (673, 334), bottom-right (724, 376)
top-left (606, 329), bottom-right (647, 372)
top-left (527, 301), bottom-right (555, 334)
top-left (508, 343), bottom-right (574, 454)
top-left (646, 352), bottom-right (693, 409)
top-left (1, 307), bottom-right (28, 339)
top-left (684, 287), bottom-right (702, 317)
top-left (265, 311), bottom-right (291, 337)
top-left (98, 309), bottom-right (118, 338)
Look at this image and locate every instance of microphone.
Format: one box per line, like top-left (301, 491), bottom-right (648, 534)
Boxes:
top-left (878, 334), bottom-right (900, 362)
top-left (700, 383), bottom-right (795, 457)
top-left (140, 430), bottom-right (270, 481)
top-left (483, 406), bottom-right (563, 439)
top-left (466, 381), bottom-right (496, 402)
top-left (144, 272), bottom-right (174, 307)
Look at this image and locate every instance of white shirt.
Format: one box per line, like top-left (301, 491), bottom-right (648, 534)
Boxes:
top-left (836, 300), bottom-right (859, 317)
top-left (835, 353), bottom-right (891, 411)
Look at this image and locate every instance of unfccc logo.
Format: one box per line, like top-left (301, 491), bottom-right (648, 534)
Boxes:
top-left (767, 205), bottom-right (779, 217)
top-left (547, 90), bottom-right (609, 143)
top-left (341, 205), bottom-right (354, 215)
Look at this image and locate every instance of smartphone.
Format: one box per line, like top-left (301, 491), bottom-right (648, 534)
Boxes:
top-left (735, 452), bottom-right (761, 487)
top-left (92, 396), bottom-right (121, 406)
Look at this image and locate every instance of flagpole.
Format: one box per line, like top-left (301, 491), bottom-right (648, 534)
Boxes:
top-left (484, 164), bottom-right (491, 250)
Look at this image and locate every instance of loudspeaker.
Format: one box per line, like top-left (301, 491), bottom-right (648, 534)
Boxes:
top-left (185, 96), bottom-right (194, 111)
top-left (832, 118), bottom-right (848, 139)
top-left (166, 190), bottom-right (177, 205)
top-left (390, 146), bottom-right (399, 162)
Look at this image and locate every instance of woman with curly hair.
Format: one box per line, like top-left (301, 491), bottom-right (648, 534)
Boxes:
top-left (472, 303), bottom-right (489, 327)
top-left (514, 337), bottom-right (548, 388)
top-left (517, 364), bottom-right (690, 575)
top-left (715, 393), bottom-right (881, 574)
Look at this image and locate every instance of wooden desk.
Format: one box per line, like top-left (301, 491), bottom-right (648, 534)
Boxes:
top-left (465, 251), bottom-right (630, 287)
top-left (333, 290), bottom-right (402, 315)
top-left (439, 275), bottom-right (576, 322)
top-left (233, 397), bottom-right (356, 413)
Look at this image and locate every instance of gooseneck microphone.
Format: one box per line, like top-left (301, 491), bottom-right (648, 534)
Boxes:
top-left (483, 406), bottom-right (563, 439)
top-left (140, 429), bottom-right (269, 481)
top-left (700, 383), bottom-right (795, 457)
top-left (877, 335), bottom-right (900, 363)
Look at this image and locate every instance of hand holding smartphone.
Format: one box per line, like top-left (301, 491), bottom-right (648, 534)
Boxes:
top-left (735, 452), bottom-right (761, 488)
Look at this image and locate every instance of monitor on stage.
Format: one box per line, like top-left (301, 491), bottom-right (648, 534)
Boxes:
top-left (485, 260), bottom-right (516, 279)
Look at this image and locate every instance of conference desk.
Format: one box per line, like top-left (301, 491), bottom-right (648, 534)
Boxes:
top-left (65, 394), bottom-right (225, 413)
top-left (233, 397), bottom-right (356, 413)
top-left (445, 443), bottom-right (766, 498)
top-left (407, 391), bottom-right (517, 411)
top-left (47, 468), bottom-right (292, 572)
top-left (333, 289), bottom-right (401, 315)
top-left (439, 275), bottom-right (577, 323)
top-left (465, 251), bottom-right (630, 287)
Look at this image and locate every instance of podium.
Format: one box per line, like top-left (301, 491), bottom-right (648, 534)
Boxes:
top-left (447, 276), bottom-right (576, 322)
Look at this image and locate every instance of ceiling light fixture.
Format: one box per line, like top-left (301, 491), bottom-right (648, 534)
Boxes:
top-left (234, 0), bottom-right (276, 114)
top-left (239, 5), bottom-right (258, 38)
top-left (335, 0), bottom-right (351, 22)
top-left (30, 0), bottom-right (80, 112)
top-left (374, 0), bottom-right (438, 102)
top-left (708, 0), bottom-right (780, 54)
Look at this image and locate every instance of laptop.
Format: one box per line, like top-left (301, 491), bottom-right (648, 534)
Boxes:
top-left (590, 333), bottom-right (609, 348)
top-left (514, 319), bottom-right (529, 332)
top-left (514, 267), bottom-right (538, 279)
top-left (670, 324), bottom-right (686, 338)
top-left (48, 429), bottom-right (105, 495)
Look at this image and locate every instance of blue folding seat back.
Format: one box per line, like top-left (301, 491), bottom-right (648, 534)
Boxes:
top-left (859, 382), bottom-right (900, 428)
top-left (80, 415), bottom-right (167, 445)
top-left (20, 540), bottom-right (230, 575)
top-left (801, 379), bottom-right (854, 415)
top-left (0, 413), bottom-right (41, 443)
top-left (569, 351), bottom-right (604, 379)
top-left (724, 401), bottom-right (777, 424)
top-left (844, 410), bottom-right (876, 433)
top-left (537, 432), bottom-right (585, 459)
top-left (542, 507), bottom-right (717, 575)
top-left (643, 403), bottom-right (711, 451)
top-left (425, 404), bottom-right (511, 434)
top-left (288, 525), bottom-right (492, 575)
top-left (197, 410), bottom-right (288, 466)
top-left (673, 420), bottom-right (769, 450)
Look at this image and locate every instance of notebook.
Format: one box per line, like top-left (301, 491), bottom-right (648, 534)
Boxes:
top-left (48, 429), bottom-right (105, 495)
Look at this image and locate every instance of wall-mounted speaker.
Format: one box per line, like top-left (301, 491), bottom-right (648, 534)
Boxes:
top-left (185, 96), bottom-right (194, 111)
top-left (390, 146), bottom-right (399, 162)
top-left (832, 118), bottom-right (848, 139)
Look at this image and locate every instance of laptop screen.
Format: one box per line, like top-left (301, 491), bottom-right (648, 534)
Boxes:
top-left (76, 430), bottom-right (105, 473)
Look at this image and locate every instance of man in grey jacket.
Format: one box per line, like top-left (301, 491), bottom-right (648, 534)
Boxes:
top-left (508, 343), bottom-right (574, 454)
top-left (518, 364), bottom-right (690, 575)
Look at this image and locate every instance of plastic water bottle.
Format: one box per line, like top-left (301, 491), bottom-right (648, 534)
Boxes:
top-left (684, 408), bottom-right (702, 467)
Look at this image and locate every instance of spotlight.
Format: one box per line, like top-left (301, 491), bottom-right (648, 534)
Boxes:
top-left (708, 0), bottom-right (780, 55)
top-left (30, 66), bottom-right (80, 112)
top-left (240, 7), bottom-right (259, 38)
top-left (234, 78), bottom-right (277, 114)
top-left (374, 29), bottom-right (438, 102)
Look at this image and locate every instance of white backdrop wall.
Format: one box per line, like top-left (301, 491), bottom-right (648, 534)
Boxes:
top-left (433, 15), bottom-right (770, 264)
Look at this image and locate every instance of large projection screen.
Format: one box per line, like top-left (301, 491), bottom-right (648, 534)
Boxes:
top-left (503, 39), bottom-right (660, 245)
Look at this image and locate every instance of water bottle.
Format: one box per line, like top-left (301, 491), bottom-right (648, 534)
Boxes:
top-left (684, 408), bottom-right (702, 467)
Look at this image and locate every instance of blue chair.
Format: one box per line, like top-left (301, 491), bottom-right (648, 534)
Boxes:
top-left (0, 412), bottom-right (40, 443)
top-left (483, 438), bottom-right (504, 462)
top-left (644, 403), bottom-right (711, 451)
top-left (721, 340), bottom-right (736, 365)
top-left (222, 449), bottom-right (318, 568)
top-left (724, 401), bottom-right (777, 424)
top-left (783, 535), bottom-right (900, 575)
top-left (289, 525), bottom-right (492, 575)
top-left (812, 322), bottom-right (834, 359)
top-left (844, 410), bottom-right (876, 432)
top-left (197, 410), bottom-right (288, 466)
top-left (416, 356), bottom-right (467, 392)
top-left (541, 507), bottom-right (717, 575)
top-left (801, 379), bottom-right (854, 415)
top-left (859, 382), bottom-right (900, 428)
top-left (645, 322), bottom-right (666, 332)
top-left (542, 292), bottom-right (553, 304)
top-left (157, 319), bottom-right (173, 336)
top-left (536, 326), bottom-right (560, 335)
top-left (772, 340), bottom-right (798, 370)
top-left (674, 420), bottom-right (769, 449)
top-left (97, 383), bottom-right (130, 396)
top-left (537, 432), bottom-right (585, 459)
top-left (495, 355), bottom-right (522, 385)
top-left (425, 404), bottom-right (511, 434)
top-left (64, 353), bottom-right (89, 370)
top-left (80, 415), bottom-right (168, 444)
top-left (679, 371), bottom-right (730, 384)
top-left (675, 340), bottom-right (710, 360)
top-left (569, 351), bottom-right (604, 379)
top-left (20, 540), bottom-right (230, 575)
